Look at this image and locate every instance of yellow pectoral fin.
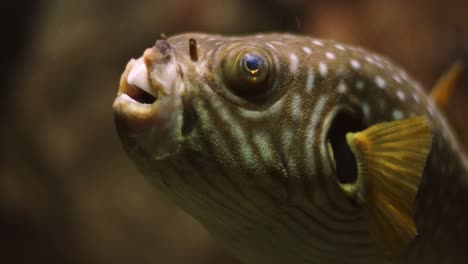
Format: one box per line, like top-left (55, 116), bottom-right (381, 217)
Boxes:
top-left (346, 116), bottom-right (432, 257)
top-left (430, 61), bottom-right (463, 110)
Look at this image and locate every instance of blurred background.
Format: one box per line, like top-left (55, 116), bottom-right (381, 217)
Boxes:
top-left (1, 0), bottom-right (467, 263)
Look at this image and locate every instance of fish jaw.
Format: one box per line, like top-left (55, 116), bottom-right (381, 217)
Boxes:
top-left (113, 39), bottom-right (185, 159)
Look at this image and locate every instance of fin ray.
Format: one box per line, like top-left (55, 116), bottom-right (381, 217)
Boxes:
top-left (430, 61), bottom-right (463, 110)
top-left (346, 116), bottom-right (432, 256)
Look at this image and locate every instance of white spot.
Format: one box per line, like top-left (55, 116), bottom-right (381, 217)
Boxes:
top-left (288, 53), bottom-right (300, 74)
top-left (255, 34), bottom-right (265, 38)
top-left (282, 34), bottom-right (295, 39)
top-left (214, 41), bottom-right (223, 46)
top-left (392, 109), bottom-right (404, 120)
top-left (350, 59), bottom-right (361, 70)
top-left (312, 40), bottom-right (324, 47)
top-left (334, 44), bottom-right (345, 51)
top-left (337, 81), bottom-right (347, 94)
top-left (253, 133), bottom-right (274, 162)
top-left (305, 67), bottom-right (315, 93)
top-left (375, 61), bottom-right (385, 69)
top-left (266, 43), bottom-right (278, 51)
top-left (355, 80), bottom-right (365, 91)
top-left (396, 90), bottom-right (406, 101)
top-left (305, 97), bottom-right (329, 175)
top-left (393, 74), bottom-right (403, 84)
top-left (325, 51), bottom-right (336, 60)
top-left (372, 55), bottom-right (381, 61)
top-left (319, 62), bottom-right (328, 77)
top-left (375, 76), bottom-right (386, 89)
top-left (412, 93), bottom-right (420, 103)
top-left (291, 93), bottom-right (302, 120)
top-left (400, 71), bottom-right (409, 81)
top-left (365, 56), bottom-right (374, 63)
top-left (271, 41), bottom-right (285, 46)
top-left (365, 56), bottom-right (383, 69)
top-left (372, 55), bottom-right (385, 65)
top-left (362, 103), bottom-right (370, 118)
top-left (302, 46), bottom-right (312, 55)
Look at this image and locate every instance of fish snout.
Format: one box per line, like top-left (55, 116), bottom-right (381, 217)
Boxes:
top-left (113, 40), bottom-right (185, 159)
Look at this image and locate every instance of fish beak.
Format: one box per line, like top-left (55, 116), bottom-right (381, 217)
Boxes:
top-left (113, 39), bottom-right (184, 159)
top-left (127, 57), bottom-right (155, 99)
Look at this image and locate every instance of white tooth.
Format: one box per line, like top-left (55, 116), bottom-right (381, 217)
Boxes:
top-left (127, 58), bottom-right (155, 97)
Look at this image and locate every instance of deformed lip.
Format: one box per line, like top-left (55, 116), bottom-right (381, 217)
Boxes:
top-left (113, 93), bottom-right (155, 119)
top-left (113, 57), bottom-right (159, 122)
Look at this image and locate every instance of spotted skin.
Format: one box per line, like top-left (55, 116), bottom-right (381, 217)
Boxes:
top-left (113, 33), bottom-right (468, 264)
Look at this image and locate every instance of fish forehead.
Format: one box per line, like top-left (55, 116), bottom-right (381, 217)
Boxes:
top-left (173, 33), bottom-right (430, 175)
top-left (168, 33), bottom-right (430, 120)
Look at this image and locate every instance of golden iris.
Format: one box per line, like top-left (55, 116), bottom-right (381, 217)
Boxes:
top-left (223, 50), bottom-right (271, 98)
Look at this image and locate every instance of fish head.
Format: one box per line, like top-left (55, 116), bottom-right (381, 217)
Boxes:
top-left (113, 34), bottom-right (300, 175)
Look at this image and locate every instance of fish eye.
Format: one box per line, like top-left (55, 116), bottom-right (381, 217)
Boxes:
top-left (237, 52), bottom-right (269, 85)
top-left (222, 49), bottom-right (272, 99)
top-left (242, 53), bottom-right (263, 75)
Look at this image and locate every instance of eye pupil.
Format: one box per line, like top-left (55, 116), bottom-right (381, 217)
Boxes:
top-left (245, 57), bottom-right (260, 71)
top-left (242, 54), bottom-right (262, 74)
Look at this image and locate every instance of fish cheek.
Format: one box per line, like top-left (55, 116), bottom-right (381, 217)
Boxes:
top-left (325, 108), bottom-right (366, 196)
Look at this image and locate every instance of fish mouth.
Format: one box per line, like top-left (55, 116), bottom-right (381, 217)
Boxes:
top-left (113, 39), bottom-right (184, 159)
top-left (123, 57), bottom-right (158, 104)
top-left (113, 58), bottom-right (158, 123)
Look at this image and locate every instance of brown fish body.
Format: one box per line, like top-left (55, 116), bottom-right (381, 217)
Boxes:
top-left (113, 33), bottom-right (468, 263)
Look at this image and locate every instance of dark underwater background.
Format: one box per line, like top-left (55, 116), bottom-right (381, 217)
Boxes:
top-left (1, 0), bottom-right (467, 263)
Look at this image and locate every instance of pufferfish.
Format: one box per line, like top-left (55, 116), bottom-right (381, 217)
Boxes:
top-left (112, 33), bottom-right (468, 264)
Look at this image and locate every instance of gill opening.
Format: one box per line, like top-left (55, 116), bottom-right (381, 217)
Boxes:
top-left (326, 108), bottom-right (365, 185)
